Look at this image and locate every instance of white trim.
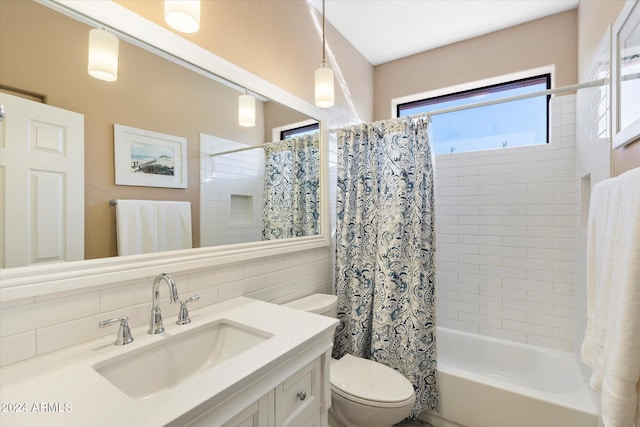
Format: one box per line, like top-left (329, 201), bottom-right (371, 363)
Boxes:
top-left (1, 0), bottom-right (330, 302)
top-left (0, 237), bottom-right (327, 301)
top-left (612, 0), bottom-right (640, 149)
top-left (390, 65), bottom-right (556, 118)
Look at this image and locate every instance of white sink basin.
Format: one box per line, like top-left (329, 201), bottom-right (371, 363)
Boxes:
top-left (93, 319), bottom-right (272, 400)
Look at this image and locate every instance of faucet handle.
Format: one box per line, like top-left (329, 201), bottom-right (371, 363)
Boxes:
top-left (99, 315), bottom-right (134, 346)
top-left (176, 295), bottom-right (200, 325)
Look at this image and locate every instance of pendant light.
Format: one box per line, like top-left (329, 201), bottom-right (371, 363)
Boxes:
top-left (165, 0), bottom-right (200, 33)
top-left (239, 91), bottom-right (256, 127)
top-left (87, 28), bottom-right (119, 82)
top-left (315, 0), bottom-right (334, 108)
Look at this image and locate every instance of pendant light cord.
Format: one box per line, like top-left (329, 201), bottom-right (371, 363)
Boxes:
top-left (322, 0), bottom-right (326, 66)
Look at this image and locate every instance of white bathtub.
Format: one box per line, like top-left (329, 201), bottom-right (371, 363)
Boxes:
top-left (419, 327), bottom-right (600, 427)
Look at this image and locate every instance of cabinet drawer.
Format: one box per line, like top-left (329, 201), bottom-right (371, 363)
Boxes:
top-left (275, 359), bottom-right (321, 427)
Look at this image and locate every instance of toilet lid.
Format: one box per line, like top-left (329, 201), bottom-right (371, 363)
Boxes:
top-left (330, 355), bottom-right (415, 407)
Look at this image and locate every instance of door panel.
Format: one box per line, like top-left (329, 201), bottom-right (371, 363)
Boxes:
top-left (0, 92), bottom-right (84, 268)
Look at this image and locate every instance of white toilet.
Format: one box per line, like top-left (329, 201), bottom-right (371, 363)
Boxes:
top-left (284, 294), bottom-right (415, 427)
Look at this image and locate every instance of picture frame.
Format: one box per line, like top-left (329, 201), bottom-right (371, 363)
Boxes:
top-left (612, 0), bottom-right (640, 149)
top-left (114, 124), bottom-right (188, 188)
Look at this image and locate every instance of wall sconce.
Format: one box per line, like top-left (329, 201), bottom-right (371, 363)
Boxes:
top-left (314, 0), bottom-right (334, 108)
top-left (165, 0), bottom-right (200, 33)
top-left (88, 28), bottom-right (119, 82)
top-left (239, 91), bottom-right (256, 127)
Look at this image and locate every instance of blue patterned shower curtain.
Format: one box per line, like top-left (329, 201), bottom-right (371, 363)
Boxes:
top-left (262, 133), bottom-right (320, 240)
top-left (333, 117), bottom-right (438, 418)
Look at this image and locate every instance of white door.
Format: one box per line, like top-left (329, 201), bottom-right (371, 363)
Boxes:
top-left (0, 92), bottom-right (84, 268)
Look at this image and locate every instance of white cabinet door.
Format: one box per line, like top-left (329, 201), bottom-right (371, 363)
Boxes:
top-left (0, 92), bottom-right (84, 267)
top-left (299, 408), bottom-right (323, 427)
top-left (220, 397), bottom-right (268, 427)
top-left (275, 358), bottom-right (321, 427)
top-left (178, 356), bottom-right (326, 427)
top-left (185, 393), bottom-right (272, 427)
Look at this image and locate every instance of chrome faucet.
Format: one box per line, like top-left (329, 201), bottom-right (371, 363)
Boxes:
top-left (99, 315), bottom-right (134, 346)
top-left (148, 273), bottom-right (180, 334)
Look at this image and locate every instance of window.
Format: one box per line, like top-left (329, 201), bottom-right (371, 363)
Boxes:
top-left (397, 74), bottom-right (551, 155)
top-left (280, 122), bottom-right (319, 140)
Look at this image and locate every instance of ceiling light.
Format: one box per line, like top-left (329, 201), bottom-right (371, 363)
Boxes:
top-left (315, 0), bottom-right (334, 108)
top-left (165, 0), bottom-right (200, 33)
top-left (239, 91), bottom-right (256, 127)
top-left (88, 28), bottom-right (119, 82)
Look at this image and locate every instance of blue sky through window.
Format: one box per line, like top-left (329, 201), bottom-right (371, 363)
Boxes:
top-left (281, 123), bottom-right (319, 139)
top-left (399, 75), bottom-right (550, 155)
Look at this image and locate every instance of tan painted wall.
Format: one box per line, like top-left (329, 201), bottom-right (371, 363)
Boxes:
top-left (373, 10), bottom-right (578, 121)
top-left (115, 0), bottom-right (374, 122)
top-left (577, 0), bottom-right (639, 175)
top-left (577, 0), bottom-right (626, 81)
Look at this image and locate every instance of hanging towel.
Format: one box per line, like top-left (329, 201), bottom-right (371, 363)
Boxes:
top-left (116, 200), bottom-right (159, 256)
top-left (116, 200), bottom-right (192, 256)
top-left (581, 167), bottom-right (640, 427)
top-left (157, 201), bottom-right (193, 252)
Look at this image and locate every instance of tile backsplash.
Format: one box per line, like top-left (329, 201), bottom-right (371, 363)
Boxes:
top-left (0, 247), bottom-right (332, 367)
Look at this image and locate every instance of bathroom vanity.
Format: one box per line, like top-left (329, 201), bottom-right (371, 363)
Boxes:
top-left (0, 297), bottom-right (338, 426)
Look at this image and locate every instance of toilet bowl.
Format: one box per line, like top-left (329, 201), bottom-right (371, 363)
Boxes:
top-left (283, 294), bottom-right (415, 427)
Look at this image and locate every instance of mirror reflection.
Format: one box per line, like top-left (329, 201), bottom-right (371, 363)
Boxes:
top-left (202, 129), bottom-right (320, 246)
top-left (0, 0), bottom-right (320, 268)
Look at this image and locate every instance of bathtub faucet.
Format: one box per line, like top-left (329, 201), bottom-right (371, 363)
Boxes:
top-left (148, 273), bottom-right (180, 334)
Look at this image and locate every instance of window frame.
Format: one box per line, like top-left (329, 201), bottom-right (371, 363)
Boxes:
top-left (392, 67), bottom-right (554, 154)
top-left (280, 122), bottom-right (320, 140)
top-left (271, 119), bottom-right (319, 142)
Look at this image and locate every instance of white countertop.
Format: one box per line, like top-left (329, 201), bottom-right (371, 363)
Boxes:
top-left (0, 297), bottom-right (338, 426)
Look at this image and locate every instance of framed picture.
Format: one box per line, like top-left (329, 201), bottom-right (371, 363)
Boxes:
top-left (612, 0), bottom-right (640, 149)
top-left (114, 124), bottom-right (188, 188)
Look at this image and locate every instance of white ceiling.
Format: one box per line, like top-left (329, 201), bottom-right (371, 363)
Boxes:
top-left (312, 0), bottom-right (579, 66)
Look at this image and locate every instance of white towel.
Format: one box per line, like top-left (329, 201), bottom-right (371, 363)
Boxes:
top-left (581, 167), bottom-right (640, 427)
top-left (116, 200), bottom-right (159, 256)
top-left (157, 201), bottom-right (193, 252)
top-left (116, 200), bottom-right (192, 256)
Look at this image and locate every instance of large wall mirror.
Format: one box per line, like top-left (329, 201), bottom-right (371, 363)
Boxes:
top-left (0, 0), bottom-right (328, 300)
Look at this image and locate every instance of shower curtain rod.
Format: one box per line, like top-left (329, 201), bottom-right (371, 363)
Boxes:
top-left (329, 78), bottom-right (607, 133)
top-left (208, 144), bottom-right (266, 157)
top-left (208, 135), bottom-right (318, 157)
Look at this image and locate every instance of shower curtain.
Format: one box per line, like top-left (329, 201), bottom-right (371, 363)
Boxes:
top-left (333, 117), bottom-right (438, 418)
top-left (262, 133), bottom-right (320, 240)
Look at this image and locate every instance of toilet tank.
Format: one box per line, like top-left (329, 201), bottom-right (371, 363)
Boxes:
top-left (283, 294), bottom-right (338, 318)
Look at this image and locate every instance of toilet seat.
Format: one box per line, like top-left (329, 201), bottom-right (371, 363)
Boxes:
top-left (330, 354), bottom-right (415, 408)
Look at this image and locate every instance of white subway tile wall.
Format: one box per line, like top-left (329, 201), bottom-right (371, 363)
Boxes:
top-left (434, 95), bottom-right (578, 352)
top-left (0, 247), bottom-right (333, 367)
top-left (200, 134), bottom-right (265, 246)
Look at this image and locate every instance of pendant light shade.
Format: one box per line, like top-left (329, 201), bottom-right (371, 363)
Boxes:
top-left (239, 92), bottom-right (256, 127)
top-left (165, 0), bottom-right (200, 33)
top-left (315, 0), bottom-right (334, 108)
top-left (315, 62), bottom-right (335, 108)
top-left (88, 29), bottom-right (119, 82)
